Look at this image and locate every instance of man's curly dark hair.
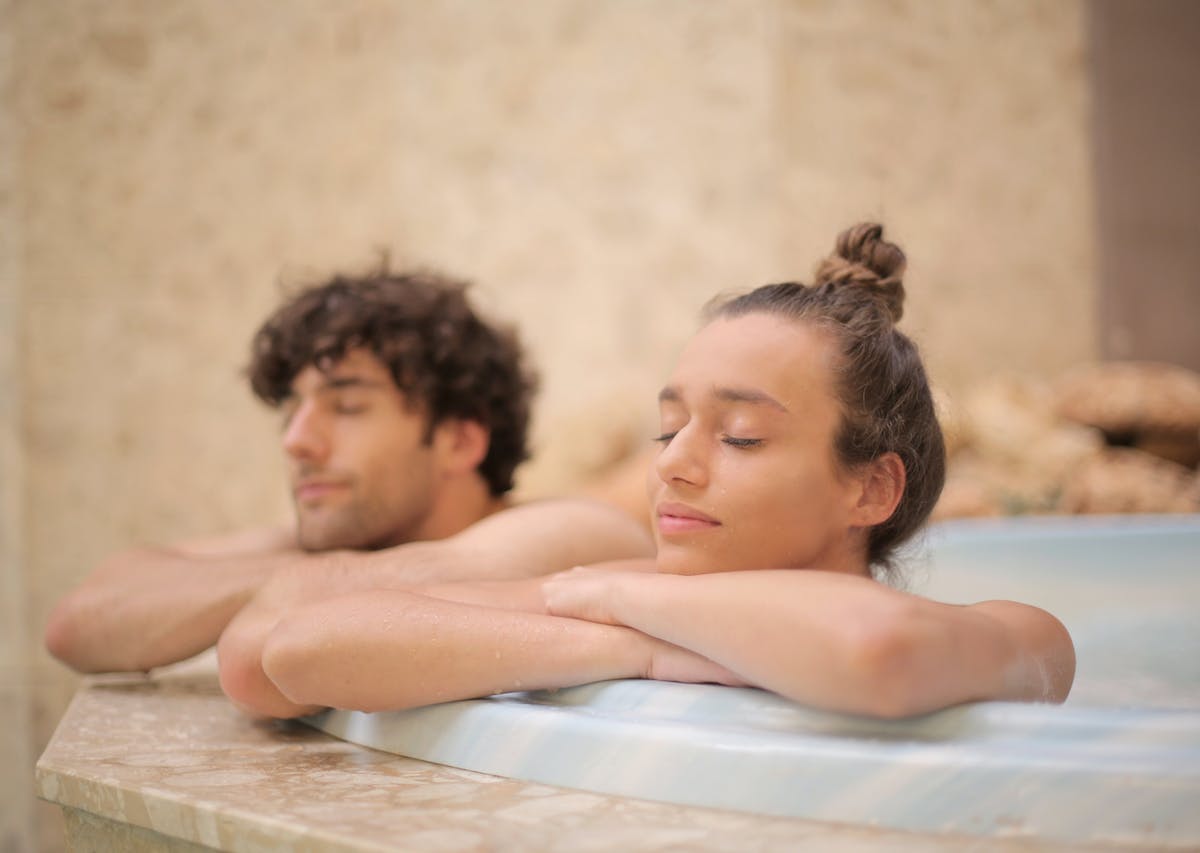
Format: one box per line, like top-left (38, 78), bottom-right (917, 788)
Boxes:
top-left (247, 264), bottom-right (537, 496)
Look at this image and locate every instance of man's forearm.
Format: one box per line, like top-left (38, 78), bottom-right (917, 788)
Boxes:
top-left (213, 546), bottom-right (506, 719)
top-left (258, 591), bottom-right (651, 715)
top-left (214, 498), bottom-right (656, 716)
top-left (45, 547), bottom-right (288, 673)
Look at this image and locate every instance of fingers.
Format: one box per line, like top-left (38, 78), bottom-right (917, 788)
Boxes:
top-left (541, 571), bottom-right (618, 625)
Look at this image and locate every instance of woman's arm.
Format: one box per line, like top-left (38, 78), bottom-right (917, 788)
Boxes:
top-left (543, 568), bottom-right (1076, 718)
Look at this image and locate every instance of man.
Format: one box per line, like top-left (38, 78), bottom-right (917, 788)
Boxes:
top-left (45, 266), bottom-right (653, 675)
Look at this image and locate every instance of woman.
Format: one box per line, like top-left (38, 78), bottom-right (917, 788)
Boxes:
top-left (221, 223), bottom-right (1075, 720)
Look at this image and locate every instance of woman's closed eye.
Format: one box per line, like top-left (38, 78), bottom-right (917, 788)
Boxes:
top-left (722, 435), bottom-right (763, 448)
top-left (652, 431), bottom-right (763, 449)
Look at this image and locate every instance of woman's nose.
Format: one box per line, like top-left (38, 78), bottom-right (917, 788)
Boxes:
top-left (281, 403), bottom-right (330, 464)
top-left (653, 426), bottom-right (708, 489)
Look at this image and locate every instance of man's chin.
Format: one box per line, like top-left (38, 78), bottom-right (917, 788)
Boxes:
top-left (297, 521), bottom-right (397, 553)
top-left (296, 520), bottom-right (360, 553)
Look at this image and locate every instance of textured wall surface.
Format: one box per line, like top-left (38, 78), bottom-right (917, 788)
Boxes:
top-left (774, 1), bottom-right (1096, 387)
top-left (2, 0), bottom-right (37, 848)
top-left (7, 1), bottom-right (1096, 849)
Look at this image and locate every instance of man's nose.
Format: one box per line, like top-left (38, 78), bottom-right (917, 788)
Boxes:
top-left (653, 426), bottom-right (708, 489)
top-left (281, 403), bottom-right (330, 463)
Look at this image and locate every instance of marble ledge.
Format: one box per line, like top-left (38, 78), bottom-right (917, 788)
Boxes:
top-left (36, 661), bottom-right (1127, 853)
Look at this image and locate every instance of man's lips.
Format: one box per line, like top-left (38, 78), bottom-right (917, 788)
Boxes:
top-left (656, 501), bottom-right (721, 535)
top-left (293, 480), bottom-right (350, 502)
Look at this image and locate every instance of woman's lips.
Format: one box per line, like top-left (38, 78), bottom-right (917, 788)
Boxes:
top-left (656, 502), bottom-right (721, 535)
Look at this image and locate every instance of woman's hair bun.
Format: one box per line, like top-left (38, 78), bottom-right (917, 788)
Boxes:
top-left (813, 222), bottom-right (907, 323)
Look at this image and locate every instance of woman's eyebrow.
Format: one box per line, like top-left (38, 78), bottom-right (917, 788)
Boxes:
top-left (658, 385), bottom-right (788, 412)
top-left (713, 386), bottom-right (789, 412)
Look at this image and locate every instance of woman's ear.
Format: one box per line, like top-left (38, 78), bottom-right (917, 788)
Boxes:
top-left (431, 418), bottom-right (491, 478)
top-left (852, 452), bottom-right (905, 528)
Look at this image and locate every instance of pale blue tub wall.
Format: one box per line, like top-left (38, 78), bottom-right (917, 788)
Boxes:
top-left (311, 515), bottom-right (1200, 848)
top-left (910, 515), bottom-right (1200, 709)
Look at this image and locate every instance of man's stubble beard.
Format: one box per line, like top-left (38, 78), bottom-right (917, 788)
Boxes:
top-left (295, 496), bottom-right (401, 552)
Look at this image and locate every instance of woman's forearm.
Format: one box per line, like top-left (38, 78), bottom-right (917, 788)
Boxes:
top-left (604, 570), bottom-right (1024, 717)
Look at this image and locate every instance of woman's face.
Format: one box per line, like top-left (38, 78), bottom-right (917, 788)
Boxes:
top-left (648, 312), bottom-right (869, 576)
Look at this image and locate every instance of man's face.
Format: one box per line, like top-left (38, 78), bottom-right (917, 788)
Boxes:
top-left (281, 349), bottom-right (440, 551)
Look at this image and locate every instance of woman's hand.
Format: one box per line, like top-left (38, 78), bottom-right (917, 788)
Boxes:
top-left (543, 563), bottom-right (749, 688)
top-left (541, 561), bottom-right (653, 625)
top-left (641, 635), bottom-right (749, 687)
top-left (542, 566), bottom-right (620, 624)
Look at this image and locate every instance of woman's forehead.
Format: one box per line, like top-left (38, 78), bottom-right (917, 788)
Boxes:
top-left (667, 315), bottom-right (838, 406)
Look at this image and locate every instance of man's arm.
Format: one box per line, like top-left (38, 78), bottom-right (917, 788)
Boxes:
top-left (262, 594), bottom-right (652, 715)
top-left (544, 568), bottom-right (1077, 718)
top-left (217, 499), bottom-right (655, 717)
top-left (44, 526), bottom-right (300, 674)
top-left (298, 498), bottom-right (656, 591)
top-left (234, 588), bottom-right (739, 718)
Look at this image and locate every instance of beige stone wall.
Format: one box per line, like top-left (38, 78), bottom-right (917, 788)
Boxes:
top-left (2, 0), bottom-right (37, 848)
top-left (6, 1), bottom-right (1095, 848)
top-left (2, 0), bottom-right (37, 849)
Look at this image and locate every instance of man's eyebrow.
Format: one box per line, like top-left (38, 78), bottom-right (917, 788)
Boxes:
top-left (320, 376), bottom-right (389, 391)
top-left (657, 385), bottom-right (789, 413)
top-left (280, 376), bottom-right (389, 406)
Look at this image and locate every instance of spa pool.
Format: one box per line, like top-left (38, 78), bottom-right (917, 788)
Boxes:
top-left (309, 515), bottom-right (1200, 848)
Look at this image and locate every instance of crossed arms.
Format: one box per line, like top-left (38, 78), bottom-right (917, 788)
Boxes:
top-left (224, 563), bottom-right (1076, 720)
top-left (46, 494), bottom-right (1075, 721)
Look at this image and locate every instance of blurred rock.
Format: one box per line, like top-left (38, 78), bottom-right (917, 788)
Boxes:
top-left (1059, 447), bottom-right (1200, 514)
top-left (955, 376), bottom-right (1103, 506)
top-left (1055, 361), bottom-right (1200, 467)
top-left (1134, 429), bottom-right (1200, 469)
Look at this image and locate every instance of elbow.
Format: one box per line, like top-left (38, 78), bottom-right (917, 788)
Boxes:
top-left (1045, 612), bottom-right (1077, 703)
top-left (43, 602), bottom-right (79, 668)
top-left (45, 591), bottom-right (156, 674)
top-left (44, 596), bottom-right (102, 673)
top-left (215, 630), bottom-right (267, 717)
top-left (1027, 610), bottom-right (1077, 705)
top-left (216, 625), bottom-right (315, 720)
top-left (259, 619), bottom-right (321, 709)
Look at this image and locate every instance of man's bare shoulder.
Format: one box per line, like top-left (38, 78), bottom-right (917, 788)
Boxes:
top-left (442, 496), bottom-right (654, 570)
top-left (456, 497), bottom-right (648, 539)
top-left (171, 525), bottom-right (297, 558)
